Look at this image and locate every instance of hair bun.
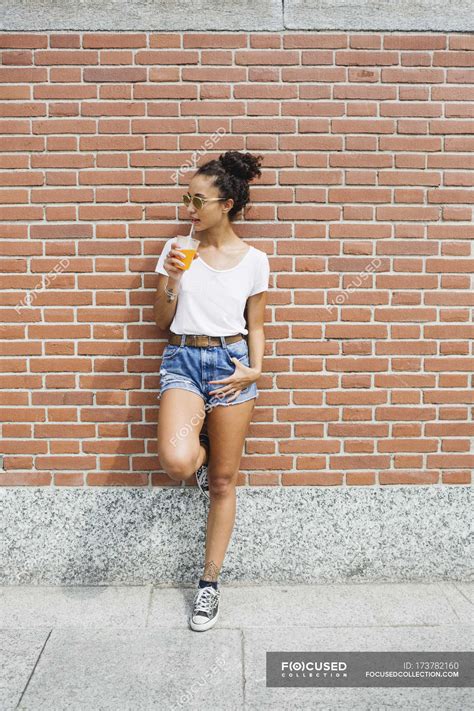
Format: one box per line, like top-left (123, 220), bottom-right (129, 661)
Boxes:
top-left (218, 151), bottom-right (262, 182)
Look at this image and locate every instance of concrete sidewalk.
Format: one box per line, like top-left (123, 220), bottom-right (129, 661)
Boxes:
top-left (1, 582), bottom-right (472, 710)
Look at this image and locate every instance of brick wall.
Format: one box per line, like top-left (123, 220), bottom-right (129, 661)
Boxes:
top-left (1, 31), bottom-right (473, 488)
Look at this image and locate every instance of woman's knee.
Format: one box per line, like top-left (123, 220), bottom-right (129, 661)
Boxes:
top-left (159, 449), bottom-right (198, 481)
top-left (208, 467), bottom-right (238, 497)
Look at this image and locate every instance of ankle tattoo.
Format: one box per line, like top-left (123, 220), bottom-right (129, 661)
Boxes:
top-left (201, 560), bottom-right (219, 582)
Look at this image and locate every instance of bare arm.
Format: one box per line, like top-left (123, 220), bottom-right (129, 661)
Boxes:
top-left (245, 290), bottom-right (268, 379)
top-left (153, 242), bottom-right (199, 330)
top-left (153, 274), bottom-right (181, 330)
top-left (206, 290), bottom-right (268, 402)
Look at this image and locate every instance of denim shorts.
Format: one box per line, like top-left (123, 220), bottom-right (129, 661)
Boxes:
top-left (158, 335), bottom-right (258, 408)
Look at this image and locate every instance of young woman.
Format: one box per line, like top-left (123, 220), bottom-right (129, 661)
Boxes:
top-left (153, 151), bottom-right (270, 632)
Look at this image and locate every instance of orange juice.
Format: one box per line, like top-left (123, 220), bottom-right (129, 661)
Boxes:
top-left (176, 231), bottom-right (199, 270)
top-left (177, 248), bottom-right (196, 270)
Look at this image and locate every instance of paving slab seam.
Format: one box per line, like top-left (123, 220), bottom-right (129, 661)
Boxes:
top-left (452, 583), bottom-right (473, 606)
top-left (14, 628), bottom-right (53, 711)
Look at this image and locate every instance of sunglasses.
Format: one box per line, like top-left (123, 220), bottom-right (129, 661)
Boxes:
top-left (182, 193), bottom-right (227, 210)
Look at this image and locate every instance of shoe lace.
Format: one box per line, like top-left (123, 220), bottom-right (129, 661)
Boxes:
top-left (197, 465), bottom-right (208, 485)
top-left (193, 586), bottom-right (216, 615)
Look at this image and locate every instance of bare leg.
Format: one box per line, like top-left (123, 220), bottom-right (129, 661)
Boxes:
top-left (157, 388), bottom-right (208, 481)
top-left (200, 398), bottom-right (256, 581)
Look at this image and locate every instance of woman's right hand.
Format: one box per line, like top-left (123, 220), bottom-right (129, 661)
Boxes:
top-left (164, 242), bottom-right (187, 280)
top-left (164, 241), bottom-right (199, 280)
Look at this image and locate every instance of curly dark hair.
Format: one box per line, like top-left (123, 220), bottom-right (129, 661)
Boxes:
top-left (194, 150), bottom-right (263, 221)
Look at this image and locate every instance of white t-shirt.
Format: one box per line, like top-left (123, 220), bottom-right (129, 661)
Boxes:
top-left (155, 239), bottom-right (270, 336)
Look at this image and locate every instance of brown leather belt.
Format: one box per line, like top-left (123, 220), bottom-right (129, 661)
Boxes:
top-left (168, 333), bottom-right (245, 348)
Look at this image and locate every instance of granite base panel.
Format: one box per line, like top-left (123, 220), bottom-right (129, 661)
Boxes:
top-left (1, 486), bottom-right (471, 585)
top-left (2, 1), bottom-right (473, 32)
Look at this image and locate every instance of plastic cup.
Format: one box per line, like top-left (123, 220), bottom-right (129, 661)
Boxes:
top-left (175, 233), bottom-right (200, 271)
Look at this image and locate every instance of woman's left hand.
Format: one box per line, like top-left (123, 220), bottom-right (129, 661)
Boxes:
top-left (208, 360), bottom-right (260, 403)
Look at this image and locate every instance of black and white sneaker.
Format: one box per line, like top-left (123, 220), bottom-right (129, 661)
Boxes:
top-left (195, 431), bottom-right (210, 500)
top-left (189, 584), bottom-right (220, 631)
